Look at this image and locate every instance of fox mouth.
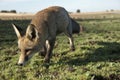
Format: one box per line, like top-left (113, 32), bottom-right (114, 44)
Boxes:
top-left (18, 56), bottom-right (29, 66)
top-left (18, 63), bottom-right (24, 66)
top-left (18, 53), bottom-right (35, 66)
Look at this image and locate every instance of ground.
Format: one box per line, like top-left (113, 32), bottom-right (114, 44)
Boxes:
top-left (0, 17), bottom-right (120, 80)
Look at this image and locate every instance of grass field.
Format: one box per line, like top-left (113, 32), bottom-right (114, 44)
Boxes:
top-left (0, 16), bottom-right (120, 80)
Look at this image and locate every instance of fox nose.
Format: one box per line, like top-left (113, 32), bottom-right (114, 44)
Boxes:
top-left (18, 63), bottom-right (23, 66)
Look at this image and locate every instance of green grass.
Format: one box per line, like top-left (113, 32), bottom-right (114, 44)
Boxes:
top-left (0, 19), bottom-right (120, 80)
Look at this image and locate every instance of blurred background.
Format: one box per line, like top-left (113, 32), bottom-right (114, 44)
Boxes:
top-left (0, 0), bottom-right (120, 13)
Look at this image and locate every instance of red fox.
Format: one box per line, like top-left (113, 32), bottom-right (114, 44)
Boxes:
top-left (12, 6), bottom-right (75, 66)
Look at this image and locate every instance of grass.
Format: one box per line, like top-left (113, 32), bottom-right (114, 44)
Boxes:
top-left (0, 19), bottom-right (120, 80)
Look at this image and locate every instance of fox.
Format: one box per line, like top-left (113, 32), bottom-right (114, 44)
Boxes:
top-left (12, 6), bottom-right (75, 66)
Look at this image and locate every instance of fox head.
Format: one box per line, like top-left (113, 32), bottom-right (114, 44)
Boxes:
top-left (12, 24), bottom-right (40, 66)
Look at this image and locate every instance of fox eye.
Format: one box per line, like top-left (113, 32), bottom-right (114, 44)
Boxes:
top-left (17, 48), bottom-right (21, 52)
top-left (25, 49), bottom-right (32, 52)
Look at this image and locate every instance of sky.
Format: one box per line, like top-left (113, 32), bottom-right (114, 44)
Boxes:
top-left (0, 0), bottom-right (120, 13)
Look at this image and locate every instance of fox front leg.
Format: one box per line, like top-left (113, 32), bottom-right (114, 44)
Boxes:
top-left (44, 38), bottom-right (56, 63)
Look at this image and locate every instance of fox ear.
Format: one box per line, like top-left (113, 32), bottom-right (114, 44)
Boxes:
top-left (26, 24), bottom-right (39, 40)
top-left (12, 23), bottom-right (22, 39)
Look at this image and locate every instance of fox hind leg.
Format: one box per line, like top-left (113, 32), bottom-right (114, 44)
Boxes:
top-left (67, 34), bottom-right (75, 51)
top-left (65, 21), bottom-right (75, 51)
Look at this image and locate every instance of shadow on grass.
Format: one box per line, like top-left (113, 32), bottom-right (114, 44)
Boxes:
top-left (58, 41), bottom-right (120, 66)
top-left (51, 41), bottom-right (120, 79)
